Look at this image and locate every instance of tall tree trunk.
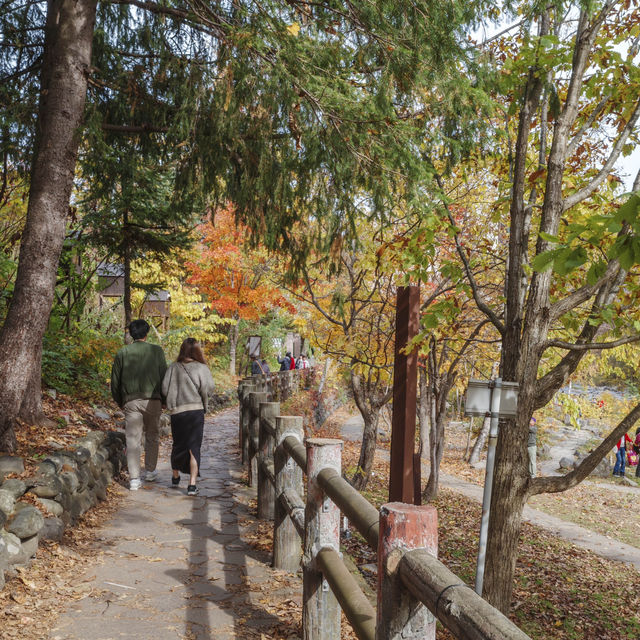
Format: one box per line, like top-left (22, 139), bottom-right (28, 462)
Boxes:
top-left (417, 364), bottom-right (429, 462)
top-left (19, 346), bottom-right (55, 427)
top-left (352, 409), bottom-right (379, 491)
top-left (423, 399), bottom-right (445, 501)
top-left (463, 417), bottom-right (474, 460)
top-left (0, 0), bottom-right (97, 452)
top-left (228, 318), bottom-right (239, 375)
top-left (317, 357), bottom-right (331, 394)
top-left (349, 371), bottom-right (384, 491)
top-left (123, 216), bottom-right (132, 341)
top-left (468, 413), bottom-right (491, 465)
top-left (468, 362), bottom-right (499, 465)
top-left (422, 341), bottom-right (456, 502)
top-left (483, 418), bottom-right (529, 612)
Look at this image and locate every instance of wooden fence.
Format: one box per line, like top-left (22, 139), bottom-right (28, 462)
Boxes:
top-left (238, 371), bottom-right (531, 640)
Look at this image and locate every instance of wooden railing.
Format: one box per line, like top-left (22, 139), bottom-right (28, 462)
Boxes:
top-left (238, 373), bottom-right (531, 640)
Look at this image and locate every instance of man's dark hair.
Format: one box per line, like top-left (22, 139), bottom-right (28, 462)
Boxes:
top-left (129, 319), bottom-right (150, 340)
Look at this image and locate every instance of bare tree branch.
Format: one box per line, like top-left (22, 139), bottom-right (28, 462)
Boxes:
top-left (565, 93), bottom-right (610, 158)
top-left (563, 98), bottom-right (640, 211)
top-left (529, 401), bottom-right (640, 495)
top-left (544, 333), bottom-right (640, 351)
top-left (432, 172), bottom-right (505, 335)
top-left (548, 259), bottom-right (620, 322)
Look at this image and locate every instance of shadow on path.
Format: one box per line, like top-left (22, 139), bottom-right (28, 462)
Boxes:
top-left (49, 408), bottom-right (287, 640)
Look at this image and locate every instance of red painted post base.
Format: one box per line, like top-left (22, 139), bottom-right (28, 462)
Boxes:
top-left (376, 502), bottom-right (437, 640)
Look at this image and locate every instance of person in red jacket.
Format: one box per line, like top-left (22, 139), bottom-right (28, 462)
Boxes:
top-left (613, 432), bottom-right (633, 477)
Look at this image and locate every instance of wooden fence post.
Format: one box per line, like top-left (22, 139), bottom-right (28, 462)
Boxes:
top-left (258, 401), bottom-right (279, 520)
top-left (240, 383), bottom-right (256, 464)
top-left (376, 502), bottom-right (437, 640)
top-left (249, 391), bottom-right (268, 487)
top-left (303, 438), bottom-right (342, 640)
top-left (274, 416), bottom-right (304, 570)
top-left (238, 380), bottom-right (247, 455)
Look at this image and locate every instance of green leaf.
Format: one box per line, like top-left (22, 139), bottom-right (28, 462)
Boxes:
top-left (539, 231), bottom-right (560, 244)
top-left (619, 247), bottom-right (635, 271)
top-left (531, 249), bottom-right (557, 272)
top-left (423, 313), bottom-right (439, 330)
top-left (614, 194), bottom-right (640, 225)
top-left (586, 261), bottom-right (607, 285)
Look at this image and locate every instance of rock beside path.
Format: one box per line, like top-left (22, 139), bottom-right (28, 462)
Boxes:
top-left (0, 456), bottom-right (24, 481)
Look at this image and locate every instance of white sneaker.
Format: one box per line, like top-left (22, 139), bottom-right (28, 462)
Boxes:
top-left (129, 478), bottom-right (142, 491)
top-left (144, 470), bottom-right (158, 482)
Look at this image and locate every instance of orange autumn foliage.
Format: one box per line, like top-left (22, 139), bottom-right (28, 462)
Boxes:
top-left (188, 205), bottom-right (294, 321)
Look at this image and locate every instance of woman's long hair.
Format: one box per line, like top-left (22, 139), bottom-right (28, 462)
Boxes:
top-left (177, 337), bottom-right (206, 364)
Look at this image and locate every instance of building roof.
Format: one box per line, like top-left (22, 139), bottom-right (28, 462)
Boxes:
top-left (97, 263), bottom-right (125, 278)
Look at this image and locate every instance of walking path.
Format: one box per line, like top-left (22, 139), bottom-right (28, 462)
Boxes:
top-left (341, 415), bottom-right (640, 571)
top-left (48, 405), bottom-right (640, 639)
top-left (50, 408), bottom-right (297, 640)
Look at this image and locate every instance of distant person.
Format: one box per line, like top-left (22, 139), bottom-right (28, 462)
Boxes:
top-left (613, 431), bottom-right (633, 477)
top-left (527, 417), bottom-right (537, 477)
top-left (278, 351), bottom-right (293, 371)
top-left (250, 354), bottom-right (265, 376)
top-left (111, 319), bottom-right (167, 491)
top-left (162, 338), bottom-right (215, 496)
top-left (296, 354), bottom-right (309, 369)
top-left (261, 359), bottom-right (271, 373)
top-left (634, 427), bottom-right (640, 478)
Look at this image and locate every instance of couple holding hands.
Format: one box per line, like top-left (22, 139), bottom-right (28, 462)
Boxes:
top-left (110, 319), bottom-right (215, 495)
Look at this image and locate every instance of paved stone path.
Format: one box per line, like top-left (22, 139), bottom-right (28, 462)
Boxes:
top-left (50, 408), bottom-right (294, 640)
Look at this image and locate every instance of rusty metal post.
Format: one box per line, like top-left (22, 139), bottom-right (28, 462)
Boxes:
top-left (389, 285), bottom-right (420, 504)
top-left (274, 416), bottom-right (304, 570)
top-left (303, 438), bottom-right (342, 640)
top-left (258, 401), bottom-right (279, 520)
top-left (377, 502), bottom-right (437, 640)
top-left (249, 392), bottom-right (268, 487)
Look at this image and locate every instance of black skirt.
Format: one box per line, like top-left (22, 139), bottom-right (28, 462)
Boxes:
top-left (170, 409), bottom-right (204, 474)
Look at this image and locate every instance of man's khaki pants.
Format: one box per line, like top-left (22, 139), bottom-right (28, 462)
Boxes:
top-left (123, 398), bottom-right (162, 480)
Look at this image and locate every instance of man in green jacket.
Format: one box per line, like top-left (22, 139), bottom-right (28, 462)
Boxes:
top-left (111, 319), bottom-right (167, 490)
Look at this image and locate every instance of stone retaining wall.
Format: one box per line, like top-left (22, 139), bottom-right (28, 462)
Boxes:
top-left (0, 430), bottom-right (126, 590)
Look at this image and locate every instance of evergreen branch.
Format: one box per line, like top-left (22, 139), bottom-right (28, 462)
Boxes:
top-left (562, 97), bottom-right (640, 211)
top-left (107, 0), bottom-right (227, 40)
top-left (102, 123), bottom-right (169, 134)
top-left (477, 18), bottom-right (527, 47)
top-left (0, 56), bottom-right (41, 82)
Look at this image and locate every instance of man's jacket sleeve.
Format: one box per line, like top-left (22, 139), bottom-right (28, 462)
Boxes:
top-left (111, 352), bottom-right (123, 408)
top-left (158, 349), bottom-right (168, 394)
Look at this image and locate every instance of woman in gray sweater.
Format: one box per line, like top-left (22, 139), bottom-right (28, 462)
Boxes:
top-left (162, 338), bottom-right (215, 495)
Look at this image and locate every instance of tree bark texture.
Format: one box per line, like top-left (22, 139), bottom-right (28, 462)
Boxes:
top-left (18, 347), bottom-right (55, 427)
top-left (422, 339), bottom-right (456, 502)
top-left (483, 7), bottom-right (621, 612)
top-left (468, 362), bottom-right (499, 465)
top-left (228, 318), bottom-right (239, 376)
top-left (0, 0), bottom-right (97, 452)
top-left (417, 365), bottom-right (429, 463)
top-left (349, 370), bottom-right (388, 491)
top-left (467, 414), bottom-right (490, 465)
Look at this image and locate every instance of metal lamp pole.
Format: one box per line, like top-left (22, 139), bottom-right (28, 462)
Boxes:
top-left (474, 377), bottom-right (502, 596)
